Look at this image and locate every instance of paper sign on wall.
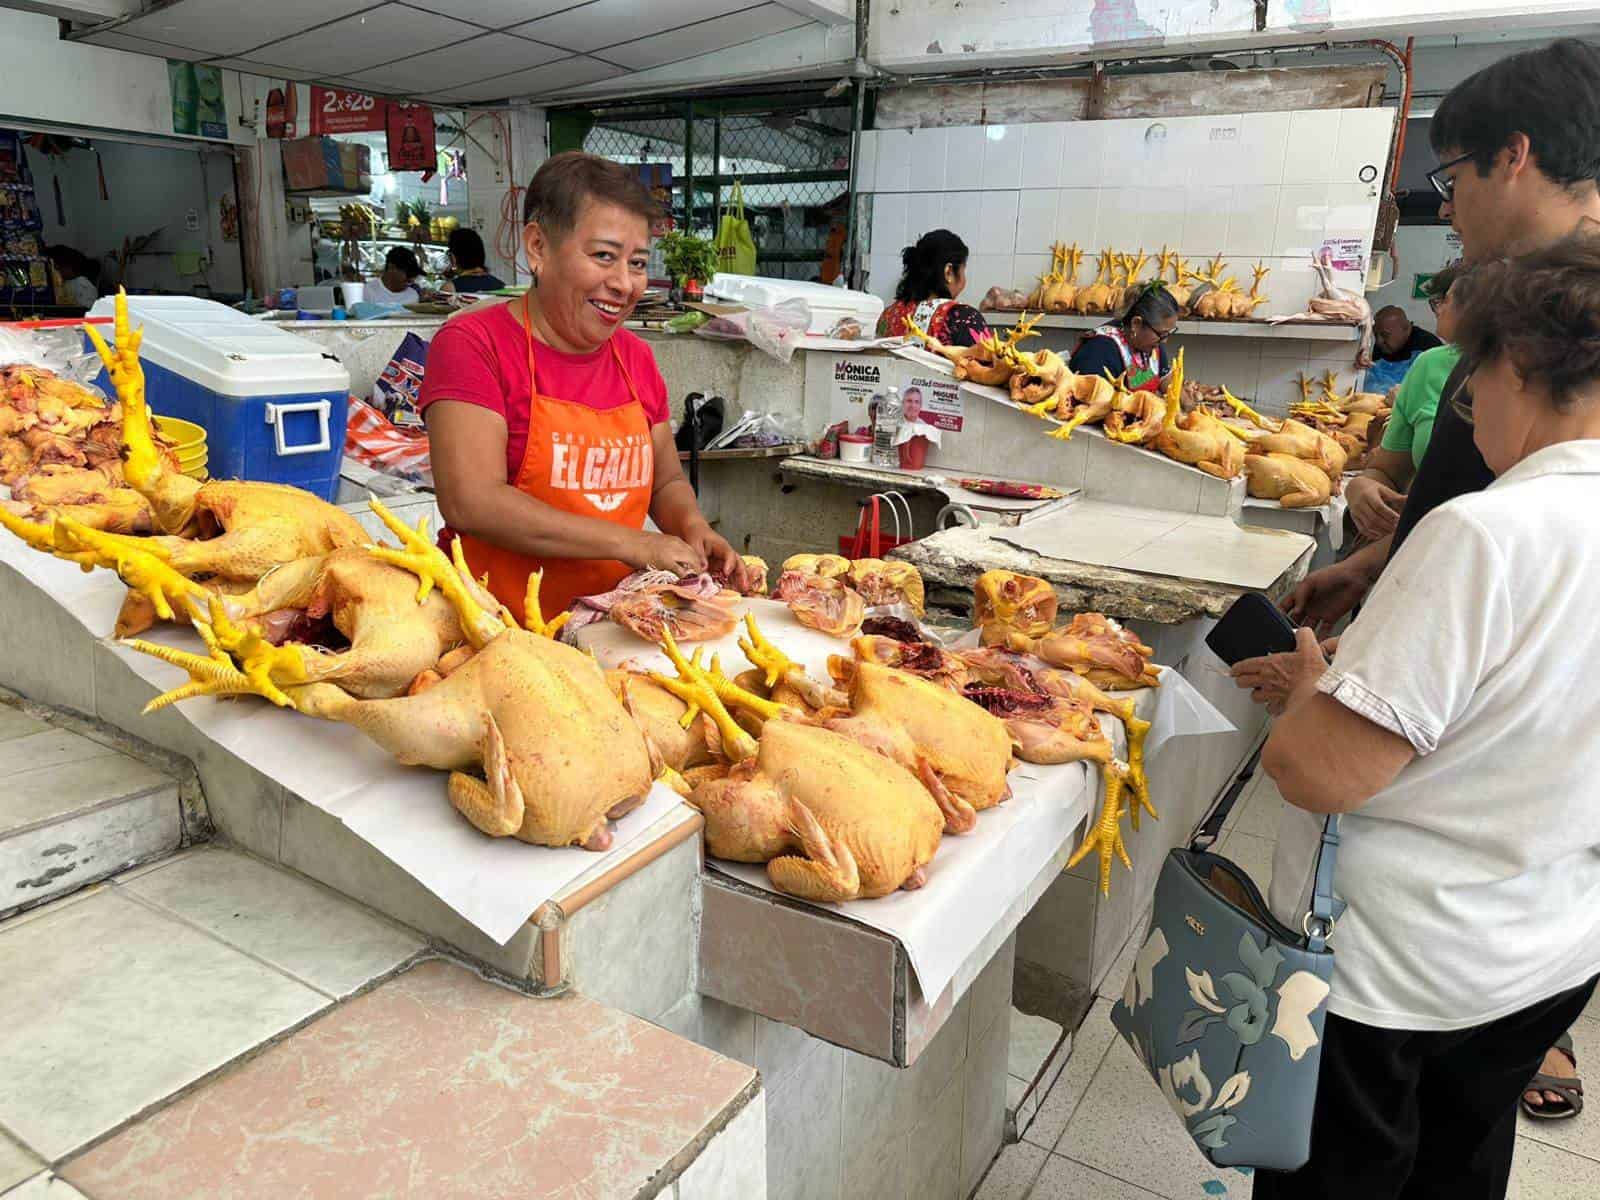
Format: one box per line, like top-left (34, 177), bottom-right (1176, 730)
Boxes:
top-left (310, 87), bottom-right (385, 135)
top-left (831, 356), bottom-right (884, 422)
top-left (906, 374), bottom-right (964, 432)
top-left (168, 61), bottom-right (228, 140)
top-left (1317, 237), bottom-right (1366, 273)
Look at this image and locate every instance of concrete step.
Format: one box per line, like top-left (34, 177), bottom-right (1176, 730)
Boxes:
top-left (0, 701), bottom-right (184, 917)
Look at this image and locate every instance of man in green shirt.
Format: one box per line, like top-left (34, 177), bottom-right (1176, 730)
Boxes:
top-left (1346, 264), bottom-right (1468, 538)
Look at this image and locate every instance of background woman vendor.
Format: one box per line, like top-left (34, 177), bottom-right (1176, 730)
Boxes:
top-left (876, 229), bottom-right (990, 346)
top-left (418, 151), bottom-right (743, 623)
top-left (1069, 283), bottom-right (1180, 391)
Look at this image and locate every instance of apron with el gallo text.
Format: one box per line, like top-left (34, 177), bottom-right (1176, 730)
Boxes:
top-left (454, 306), bottom-right (654, 625)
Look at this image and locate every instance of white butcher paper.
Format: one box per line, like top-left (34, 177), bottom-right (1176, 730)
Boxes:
top-left (0, 535), bottom-right (683, 946)
top-left (581, 598), bottom-right (1230, 1003)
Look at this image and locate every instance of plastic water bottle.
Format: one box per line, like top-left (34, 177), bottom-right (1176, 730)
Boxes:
top-left (872, 385), bottom-right (903, 467)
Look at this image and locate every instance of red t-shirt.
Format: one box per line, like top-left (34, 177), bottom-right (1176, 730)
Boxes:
top-left (418, 301), bottom-right (670, 480)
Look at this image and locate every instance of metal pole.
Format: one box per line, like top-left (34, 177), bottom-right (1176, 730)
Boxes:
top-left (682, 99), bottom-right (694, 233)
top-left (710, 111), bottom-right (722, 244)
top-left (844, 75), bottom-right (866, 290)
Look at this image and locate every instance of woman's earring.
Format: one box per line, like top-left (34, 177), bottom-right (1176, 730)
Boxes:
top-left (530, 266), bottom-right (541, 288)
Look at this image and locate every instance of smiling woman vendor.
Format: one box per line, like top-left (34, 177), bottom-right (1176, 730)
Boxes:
top-left (418, 152), bottom-right (743, 623)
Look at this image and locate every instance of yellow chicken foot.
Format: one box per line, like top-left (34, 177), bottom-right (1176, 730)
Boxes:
top-left (82, 290), bottom-right (160, 492)
top-left (53, 518), bottom-right (207, 623)
top-left (1049, 410), bottom-right (1096, 441)
top-left (124, 597), bottom-right (302, 712)
top-left (738, 613), bottom-right (795, 690)
top-left (522, 569), bottom-right (571, 639)
top-left (1221, 387), bottom-right (1273, 429)
top-left (1067, 763), bottom-right (1132, 896)
top-left (366, 496), bottom-right (506, 649)
top-left (650, 630), bottom-right (760, 761)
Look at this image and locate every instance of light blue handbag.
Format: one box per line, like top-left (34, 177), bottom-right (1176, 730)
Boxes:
top-left (1109, 755), bottom-right (1346, 1169)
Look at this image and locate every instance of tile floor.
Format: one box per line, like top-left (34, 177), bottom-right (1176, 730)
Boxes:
top-left (984, 772), bottom-right (1600, 1199)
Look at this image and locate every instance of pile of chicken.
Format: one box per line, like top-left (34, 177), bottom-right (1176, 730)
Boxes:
top-left (0, 363), bottom-right (185, 534)
top-left (1288, 370), bottom-right (1390, 471)
top-left (978, 244), bottom-right (1271, 323)
top-left (769, 552), bottom-right (925, 639)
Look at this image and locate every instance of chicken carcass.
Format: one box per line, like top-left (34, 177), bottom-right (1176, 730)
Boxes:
top-left (1273, 249), bottom-right (1375, 365)
top-left (609, 579), bottom-right (743, 643)
top-left (781, 552), bottom-right (849, 580)
top-left (974, 569), bottom-right (1057, 647)
top-left (1243, 452), bottom-right (1334, 509)
top-left (775, 570), bottom-right (866, 638)
top-left (1249, 417), bottom-right (1348, 481)
top-left (829, 633), bottom-right (968, 694)
top-left (847, 558), bottom-right (925, 614)
top-left (903, 312), bottom-right (1040, 388)
top-left (129, 502), bottom-right (653, 851)
top-left (1008, 614), bottom-right (1160, 692)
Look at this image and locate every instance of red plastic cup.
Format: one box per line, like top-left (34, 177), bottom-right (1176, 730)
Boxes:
top-left (898, 435), bottom-right (930, 470)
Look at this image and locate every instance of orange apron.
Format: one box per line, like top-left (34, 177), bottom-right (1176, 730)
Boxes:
top-left (455, 299), bottom-right (654, 624)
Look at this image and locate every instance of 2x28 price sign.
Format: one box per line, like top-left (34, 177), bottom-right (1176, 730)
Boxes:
top-left (309, 87), bottom-right (385, 136)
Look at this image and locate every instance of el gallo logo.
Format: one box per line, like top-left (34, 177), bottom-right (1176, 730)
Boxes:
top-left (834, 360), bottom-right (881, 384)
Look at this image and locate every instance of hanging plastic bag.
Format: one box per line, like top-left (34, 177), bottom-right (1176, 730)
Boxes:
top-left (713, 180), bottom-right (757, 277)
top-left (694, 297), bottom-right (810, 363)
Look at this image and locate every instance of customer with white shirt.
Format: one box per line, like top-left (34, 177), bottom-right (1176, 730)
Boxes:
top-left (1254, 234), bottom-right (1600, 1199)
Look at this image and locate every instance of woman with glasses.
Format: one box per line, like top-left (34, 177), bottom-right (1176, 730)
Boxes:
top-left (1345, 264), bottom-right (1471, 540)
top-left (1067, 281), bottom-right (1180, 392)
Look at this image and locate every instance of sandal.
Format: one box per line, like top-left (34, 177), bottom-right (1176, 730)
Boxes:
top-left (1521, 1031), bottom-right (1583, 1121)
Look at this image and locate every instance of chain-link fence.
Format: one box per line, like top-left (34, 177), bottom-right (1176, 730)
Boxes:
top-left (557, 97), bottom-right (853, 282)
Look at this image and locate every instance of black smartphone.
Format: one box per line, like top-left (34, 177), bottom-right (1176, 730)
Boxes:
top-left (1206, 592), bottom-right (1299, 666)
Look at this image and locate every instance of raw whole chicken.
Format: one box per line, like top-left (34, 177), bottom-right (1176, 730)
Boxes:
top-left (608, 580), bottom-right (743, 643)
top-left (737, 555), bottom-right (769, 596)
top-left (903, 313), bottom-right (1040, 387)
top-left (1007, 615), bottom-right (1160, 691)
top-left (1272, 249), bottom-right (1375, 365)
top-left (828, 634), bottom-right (968, 693)
top-left (1243, 453), bottom-right (1334, 509)
top-left (608, 669), bottom-right (718, 779)
top-left (974, 569), bottom-right (1058, 647)
top-left (1249, 418), bottom-right (1348, 482)
top-left (979, 286), bottom-right (1030, 312)
top-left (847, 558), bottom-right (925, 614)
top-left (130, 501), bottom-right (653, 851)
top-left (780, 552), bottom-right (849, 579)
top-left (775, 570), bottom-right (866, 638)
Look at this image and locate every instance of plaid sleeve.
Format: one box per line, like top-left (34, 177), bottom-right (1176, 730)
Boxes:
top-left (1316, 668), bottom-right (1442, 755)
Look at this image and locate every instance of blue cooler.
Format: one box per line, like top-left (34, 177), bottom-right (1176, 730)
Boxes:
top-left (88, 295), bottom-right (350, 501)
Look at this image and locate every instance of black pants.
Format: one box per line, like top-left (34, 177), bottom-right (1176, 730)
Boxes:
top-left (1254, 975), bottom-right (1597, 1200)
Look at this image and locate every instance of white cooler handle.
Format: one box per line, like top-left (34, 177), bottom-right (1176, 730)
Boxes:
top-left (264, 399), bottom-right (332, 457)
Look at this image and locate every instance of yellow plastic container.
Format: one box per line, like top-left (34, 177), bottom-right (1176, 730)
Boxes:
top-left (181, 457), bottom-right (209, 481)
top-left (154, 415), bottom-right (207, 449)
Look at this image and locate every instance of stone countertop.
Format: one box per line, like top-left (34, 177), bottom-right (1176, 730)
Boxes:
top-left (893, 525), bottom-right (1313, 624)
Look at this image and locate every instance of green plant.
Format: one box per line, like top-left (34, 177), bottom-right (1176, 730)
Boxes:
top-left (409, 199), bottom-right (433, 228)
top-left (659, 231), bottom-right (718, 287)
top-left (393, 200), bottom-right (413, 228)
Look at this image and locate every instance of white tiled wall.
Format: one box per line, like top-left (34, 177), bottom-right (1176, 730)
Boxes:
top-left (859, 107), bottom-right (1396, 411)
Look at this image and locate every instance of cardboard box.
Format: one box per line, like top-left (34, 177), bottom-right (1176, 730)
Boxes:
top-left (282, 136), bottom-right (333, 191)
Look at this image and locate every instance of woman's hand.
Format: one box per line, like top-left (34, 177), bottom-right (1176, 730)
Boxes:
top-left (627, 531), bottom-right (706, 576)
top-left (1346, 475), bottom-right (1406, 540)
top-left (683, 521), bottom-right (748, 591)
top-left (1231, 628), bottom-right (1330, 716)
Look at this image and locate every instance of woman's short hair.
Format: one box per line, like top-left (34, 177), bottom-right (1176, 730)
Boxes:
top-left (521, 151), bottom-right (661, 240)
top-left (385, 246), bottom-right (423, 279)
top-left (895, 229), bottom-right (968, 304)
top-left (1453, 231), bottom-right (1600, 410)
top-left (1120, 280), bottom-right (1181, 330)
top-left (447, 227), bottom-right (488, 270)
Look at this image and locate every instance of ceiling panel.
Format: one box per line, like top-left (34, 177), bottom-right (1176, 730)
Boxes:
top-left (206, 59), bottom-right (331, 82)
top-left (78, 31), bottom-right (213, 61)
top-left (247, 4), bottom-right (482, 76)
top-left (424, 54), bottom-right (624, 104)
top-left (509, 0), bottom-right (752, 54)
top-left (598, 3), bottom-right (809, 70)
top-left (403, 0), bottom-right (580, 29)
top-left (102, 0), bottom-right (382, 58)
top-left (348, 32), bottom-right (566, 91)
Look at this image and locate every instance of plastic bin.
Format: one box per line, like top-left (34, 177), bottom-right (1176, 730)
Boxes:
top-left (89, 295), bottom-right (350, 500)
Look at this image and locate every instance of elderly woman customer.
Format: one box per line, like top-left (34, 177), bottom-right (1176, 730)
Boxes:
top-left (1251, 235), bottom-right (1600, 1199)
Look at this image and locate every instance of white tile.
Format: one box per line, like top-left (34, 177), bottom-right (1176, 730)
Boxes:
top-left (1239, 110), bottom-right (1292, 187)
top-left (1130, 119), bottom-right (1183, 189)
top-left (1017, 190), bottom-right (1060, 258)
top-left (1025, 998), bottom-right (1121, 1151)
top-left (1056, 189), bottom-right (1100, 248)
top-left (965, 254), bottom-right (1017, 302)
top-left (1225, 185), bottom-right (1282, 259)
top-left (1058, 1034), bottom-right (1255, 1198)
top-left (853, 131), bottom-right (877, 193)
top-left (1009, 1009), bottom-right (1065, 1083)
top-left (984, 126), bottom-right (1026, 190)
top-left (1098, 187), bottom-right (1145, 249)
top-left (946, 126), bottom-right (990, 192)
top-left (1263, 263), bottom-right (1319, 318)
top-left (865, 254), bottom-right (900, 303)
top-left (0, 1131), bottom-right (42, 1194)
top-left (1013, 252), bottom-right (1053, 300)
top-left (1031, 1155), bottom-right (1167, 1199)
top-left (1335, 107), bottom-right (1396, 187)
top-left (1180, 187), bottom-right (1232, 257)
top-left (1255, 356), bottom-right (1313, 412)
top-left (1199, 114), bottom-right (1249, 182)
top-left (1283, 110), bottom-right (1344, 185)
top-left (908, 127), bottom-right (949, 195)
top-left (0, 729), bottom-right (117, 778)
top-left (906, 1068), bottom-right (964, 1200)
top-left (766, 1039), bottom-right (843, 1200)
top-left (1141, 193), bottom-right (1186, 255)
top-left (1274, 184), bottom-right (1330, 258)
top-left (1508, 1136), bottom-right (1600, 1200)
top-left (1096, 906), bottom-right (1153, 1002)
top-left (974, 1142), bottom-right (1049, 1199)
top-left (875, 128), bottom-right (913, 193)
top-left (1061, 121), bottom-right (1109, 180)
top-left (0, 751), bottom-right (172, 837)
top-left (870, 193), bottom-right (908, 259)
top-left (976, 192), bottom-right (1022, 255)
top-left (122, 848), bottom-right (423, 998)
top-left (941, 192), bottom-right (984, 240)
top-left (677, 1091), bottom-right (766, 1200)
top-left (0, 889), bottom-right (325, 1160)
top-left (2, 1175), bottom-right (91, 1200)
top-left (0, 706), bottom-right (47, 743)
top-left (1325, 182), bottom-right (1381, 246)
top-left (1006, 1072), bottom-right (1028, 1112)
top-left (906, 191), bottom-right (942, 247)
top-left (1022, 123), bottom-right (1068, 189)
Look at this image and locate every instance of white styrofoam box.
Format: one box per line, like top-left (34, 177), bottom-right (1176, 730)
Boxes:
top-left (1224, 185), bottom-right (1281, 259)
top-left (1061, 120), bottom-right (1108, 185)
top-left (1097, 186), bottom-right (1145, 248)
top-left (1180, 187), bottom-right (1231, 257)
top-left (1021, 123), bottom-right (1068, 190)
top-left (1239, 111), bottom-right (1292, 188)
top-left (1325, 182), bottom-right (1380, 246)
top-left (854, 130), bottom-right (878, 193)
top-left (906, 191), bottom-right (942, 247)
top-left (908, 126), bottom-right (949, 195)
top-left (964, 253), bottom-right (1016, 301)
top-left (944, 126), bottom-right (988, 192)
top-left (704, 276), bottom-right (885, 335)
top-left (1013, 252), bottom-right (1052, 296)
top-left (1016, 190), bottom-right (1059, 257)
top-left (865, 254), bottom-right (899, 303)
top-left (1334, 108), bottom-right (1395, 187)
top-left (983, 126), bottom-right (1026, 190)
top-left (941, 192), bottom-right (984, 240)
top-left (876, 128), bottom-right (913, 193)
top-left (870, 193), bottom-right (909, 258)
top-left (1055, 188), bottom-right (1100, 248)
top-left (90, 295), bottom-right (348, 398)
top-left (1283, 109), bottom-right (1343, 185)
top-left (1274, 184), bottom-right (1329, 258)
top-left (976, 191), bottom-right (1021, 255)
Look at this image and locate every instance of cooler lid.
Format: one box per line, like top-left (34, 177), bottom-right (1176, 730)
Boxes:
top-left (703, 274), bottom-right (884, 325)
top-left (88, 295), bottom-right (350, 399)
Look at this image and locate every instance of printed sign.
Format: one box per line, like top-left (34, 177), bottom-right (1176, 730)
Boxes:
top-left (1317, 237), bottom-right (1366, 274)
top-left (310, 87), bottom-right (385, 135)
top-left (168, 61), bottom-right (228, 139)
top-left (1412, 273), bottom-right (1436, 300)
top-left (906, 374), bottom-right (964, 432)
top-left (831, 356), bottom-right (883, 417)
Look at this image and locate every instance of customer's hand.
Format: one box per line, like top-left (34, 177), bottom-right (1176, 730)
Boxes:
top-left (1231, 628), bottom-right (1330, 716)
top-left (628, 531), bottom-right (706, 576)
top-left (683, 521), bottom-right (747, 591)
top-left (1280, 560), bottom-right (1368, 638)
top-left (1346, 475), bottom-right (1405, 540)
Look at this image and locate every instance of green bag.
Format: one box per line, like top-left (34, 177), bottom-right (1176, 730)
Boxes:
top-left (714, 181), bottom-right (757, 277)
